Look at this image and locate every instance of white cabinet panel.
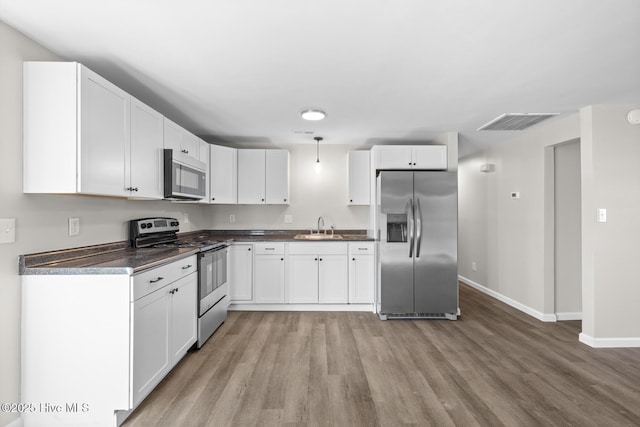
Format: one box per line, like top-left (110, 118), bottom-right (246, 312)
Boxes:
top-left (210, 144), bottom-right (238, 204)
top-left (229, 244), bottom-right (253, 301)
top-left (348, 151), bottom-right (370, 205)
top-left (288, 255), bottom-right (319, 303)
top-left (132, 285), bottom-right (171, 407)
top-left (349, 254), bottom-right (375, 304)
top-left (170, 273), bottom-right (198, 363)
top-left (237, 149), bottom-right (266, 204)
top-left (130, 98), bottom-right (163, 199)
top-left (319, 255), bottom-right (348, 303)
top-left (373, 145), bottom-right (447, 170)
top-left (266, 150), bottom-right (290, 204)
top-left (163, 117), bottom-right (199, 160)
top-left (238, 149), bottom-right (289, 205)
top-left (254, 254), bottom-right (286, 303)
top-left (412, 146), bottom-right (448, 170)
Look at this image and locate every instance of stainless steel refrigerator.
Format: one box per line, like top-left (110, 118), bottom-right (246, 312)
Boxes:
top-left (376, 171), bottom-right (458, 320)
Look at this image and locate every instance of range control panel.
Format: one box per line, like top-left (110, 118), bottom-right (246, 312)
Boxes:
top-left (130, 217), bottom-right (179, 236)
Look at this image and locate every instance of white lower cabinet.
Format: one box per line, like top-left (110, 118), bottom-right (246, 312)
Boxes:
top-left (348, 243), bottom-right (375, 304)
top-left (229, 243), bottom-right (253, 301)
top-left (287, 243), bottom-right (348, 304)
top-left (131, 258), bottom-right (197, 408)
top-left (254, 243), bottom-right (286, 303)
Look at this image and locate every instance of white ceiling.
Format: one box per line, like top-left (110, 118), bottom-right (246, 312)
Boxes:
top-left (1, 0), bottom-right (639, 156)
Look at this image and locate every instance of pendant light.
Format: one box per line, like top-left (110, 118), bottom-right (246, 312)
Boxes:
top-left (314, 136), bottom-right (323, 174)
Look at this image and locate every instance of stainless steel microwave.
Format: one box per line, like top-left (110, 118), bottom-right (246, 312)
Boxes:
top-left (163, 149), bottom-right (206, 200)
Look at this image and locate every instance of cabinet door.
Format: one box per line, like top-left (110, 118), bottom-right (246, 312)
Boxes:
top-left (228, 244), bottom-right (253, 301)
top-left (265, 150), bottom-right (290, 204)
top-left (130, 98), bottom-right (163, 199)
top-left (374, 146), bottom-right (412, 170)
top-left (349, 255), bottom-right (375, 304)
top-left (198, 140), bottom-right (210, 204)
top-left (79, 65), bottom-right (131, 197)
top-left (319, 255), bottom-right (348, 303)
top-left (348, 151), bottom-right (370, 205)
top-left (237, 149), bottom-right (266, 204)
top-left (254, 254), bottom-right (286, 303)
top-left (163, 117), bottom-right (182, 151)
top-left (288, 255), bottom-right (319, 303)
top-left (412, 146), bottom-right (448, 170)
top-left (132, 286), bottom-right (171, 407)
top-left (210, 145), bottom-right (238, 204)
top-left (181, 131), bottom-right (200, 159)
top-left (170, 273), bottom-right (197, 364)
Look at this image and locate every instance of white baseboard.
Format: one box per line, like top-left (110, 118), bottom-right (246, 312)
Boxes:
top-left (556, 312), bottom-right (583, 321)
top-left (229, 303), bottom-right (374, 312)
top-left (458, 276), bottom-right (557, 322)
top-left (579, 333), bottom-right (640, 348)
top-left (6, 416), bottom-right (22, 427)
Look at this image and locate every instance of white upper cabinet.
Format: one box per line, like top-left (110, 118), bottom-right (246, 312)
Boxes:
top-left (348, 151), bottom-right (370, 205)
top-left (237, 149), bottom-right (266, 204)
top-left (265, 150), bottom-right (290, 204)
top-left (237, 149), bottom-right (289, 205)
top-left (373, 145), bottom-right (447, 170)
top-left (130, 98), bottom-right (164, 199)
top-left (24, 62), bottom-right (132, 197)
top-left (198, 140), bottom-right (210, 204)
top-left (163, 117), bottom-right (199, 160)
top-left (209, 144), bottom-right (238, 204)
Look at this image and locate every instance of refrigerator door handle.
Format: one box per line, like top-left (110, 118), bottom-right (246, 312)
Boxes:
top-left (415, 198), bottom-right (422, 258)
top-left (407, 198), bottom-right (414, 258)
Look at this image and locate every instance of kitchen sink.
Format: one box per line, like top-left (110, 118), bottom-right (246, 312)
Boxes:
top-left (294, 234), bottom-right (344, 240)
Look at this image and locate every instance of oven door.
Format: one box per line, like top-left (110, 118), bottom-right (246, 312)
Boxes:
top-left (198, 246), bottom-right (228, 316)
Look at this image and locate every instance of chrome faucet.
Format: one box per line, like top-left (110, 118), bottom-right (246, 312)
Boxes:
top-left (317, 216), bottom-right (325, 234)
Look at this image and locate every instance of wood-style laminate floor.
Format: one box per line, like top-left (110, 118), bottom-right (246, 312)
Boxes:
top-left (123, 284), bottom-right (640, 426)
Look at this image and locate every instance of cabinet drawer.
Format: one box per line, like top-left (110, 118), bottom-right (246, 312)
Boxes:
top-left (133, 255), bottom-right (197, 301)
top-left (288, 242), bottom-right (347, 255)
top-left (254, 242), bottom-right (285, 255)
top-left (348, 243), bottom-right (375, 256)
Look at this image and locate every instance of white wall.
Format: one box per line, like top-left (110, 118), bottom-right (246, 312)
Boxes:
top-left (0, 20), bottom-right (209, 426)
top-left (209, 143), bottom-right (370, 230)
top-left (458, 114), bottom-right (581, 318)
top-left (580, 105), bottom-right (640, 345)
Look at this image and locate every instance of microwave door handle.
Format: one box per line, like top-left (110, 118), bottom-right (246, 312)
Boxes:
top-left (415, 198), bottom-right (422, 258)
top-left (407, 198), bottom-right (414, 258)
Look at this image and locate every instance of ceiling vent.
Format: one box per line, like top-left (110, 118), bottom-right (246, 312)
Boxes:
top-left (477, 113), bottom-right (559, 131)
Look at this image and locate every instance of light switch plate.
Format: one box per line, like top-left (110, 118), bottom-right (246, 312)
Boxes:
top-left (597, 208), bottom-right (607, 223)
top-left (0, 219), bottom-right (16, 244)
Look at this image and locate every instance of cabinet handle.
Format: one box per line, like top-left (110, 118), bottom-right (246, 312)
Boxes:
top-left (280, 258), bottom-right (284, 261)
top-left (133, 187), bottom-right (139, 192)
top-left (408, 162), bottom-right (412, 165)
top-left (319, 258), bottom-right (323, 261)
top-left (350, 199), bottom-right (353, 202)
top-left (169, 289), bottom-right (174, 294)
top-left (150, 277), bottom-right (164, 283)
top-left (182, 149), bottom-right (189, 154)
top-left (182, 264), bottom-right (192, 269)
top-left (248, 248), bottom-right (251, 251)
top-left (212, 197), bottom-right (215, 201)
top-left (352, 258), bottom-right (356, 261)
top-left (175, 287), bottom-right (179, 293)
top-left (261, 198), bottom-right (265, 202)
top-left (265, 248), bottom-right (275, 251)
top-left (314, 258), bottom-right (318, 261)
top-left (413, 163), bottom-right (416, 166)
top-left (125, 187), bottom-right (131, 191)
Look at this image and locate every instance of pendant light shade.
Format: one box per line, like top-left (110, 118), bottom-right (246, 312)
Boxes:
top-left (314, 136), bottom-right (323, 173)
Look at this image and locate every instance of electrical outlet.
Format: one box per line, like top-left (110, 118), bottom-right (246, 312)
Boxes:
top-left (284, 214), bottom-right (293, 224)
top-left (0, 219), bottom-right (16, 244)
top-left (68, 217), bottom-right (80, 236)
top-left (229, 214), bottom-right (235, 223)
top-left (510, 192), bottom-right (520, 199)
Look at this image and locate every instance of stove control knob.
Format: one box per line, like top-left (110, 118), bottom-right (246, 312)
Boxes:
top-left (171, 221), bottom-right (179, 227)
top-left (146, 222), bottom-right (153, 228)
top-left (140, 223), bottom-right (147, 229)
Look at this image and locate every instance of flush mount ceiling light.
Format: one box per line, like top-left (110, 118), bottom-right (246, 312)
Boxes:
top-left (301, 109), bottom-right (327, 121)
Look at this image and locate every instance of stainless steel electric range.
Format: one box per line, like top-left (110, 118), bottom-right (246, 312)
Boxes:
top-left (130, 217), bottom-right (229, 348)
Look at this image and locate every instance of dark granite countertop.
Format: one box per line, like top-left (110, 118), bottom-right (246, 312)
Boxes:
top-left (19, 229), bottom-right (373, 276)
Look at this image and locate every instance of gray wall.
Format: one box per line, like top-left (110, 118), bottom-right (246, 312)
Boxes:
top-left (554, 140), bottom-right (582, 317)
